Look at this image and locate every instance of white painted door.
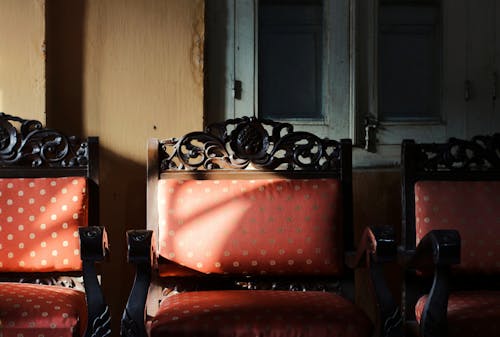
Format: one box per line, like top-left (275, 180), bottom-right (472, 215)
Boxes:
top-left (208, 0), bottom-right (354, 140)
top-left (374, 0), bottom-right (500, 152)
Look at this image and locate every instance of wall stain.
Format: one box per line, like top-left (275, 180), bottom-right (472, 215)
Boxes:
top-left (191, 0), bottom-right (205, 93)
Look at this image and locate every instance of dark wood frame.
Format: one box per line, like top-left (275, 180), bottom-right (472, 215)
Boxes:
top-left (0, 112), bottom-right (110, 337)
top-left (400, 134), bottom-right (500, 337)
top-left (121, 117), bottom-right (402, 337)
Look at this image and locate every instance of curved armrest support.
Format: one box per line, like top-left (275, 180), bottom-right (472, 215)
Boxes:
top-left (127, 229), bottom-right (156, 266)
top-left (79, 226), bottom-right (111, 337)
top-left (410, 229), bottom-right (461, 268)
top-left (121, 230), bottom-right (156, 337)
top-left (409, 230), bottom-right (460, 337)
top-left (347, 226), bottom-right (402, 337)
top-left (346, 226), bottom-right (397, 269)
top-left (80, 226), bottom-right (109, 262)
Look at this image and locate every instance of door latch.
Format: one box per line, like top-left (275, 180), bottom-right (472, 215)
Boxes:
top-left (233, 80), bottom-right (242, 100)
top-left (364, 115), bottom-right (378, 153)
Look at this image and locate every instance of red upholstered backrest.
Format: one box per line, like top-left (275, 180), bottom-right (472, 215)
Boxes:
top-left (0, 177), bottom-right (88, 272)
top-left (157, 178), bottom-right (343, 276)
top-left (415, 181), bottom-right (500, 274)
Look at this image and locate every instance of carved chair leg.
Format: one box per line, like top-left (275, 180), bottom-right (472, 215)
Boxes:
top-left (420, 267), bottom-right (450, 337)
top-left (83, 261), bottom-right (111, 337)
top-left (370, 262), bottom-right (403, 337)
top-left (121, 263), bottom-right (152, 337)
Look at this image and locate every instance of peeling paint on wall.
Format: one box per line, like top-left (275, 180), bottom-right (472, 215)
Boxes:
top-left (191, 0), bottom-right (205, 93)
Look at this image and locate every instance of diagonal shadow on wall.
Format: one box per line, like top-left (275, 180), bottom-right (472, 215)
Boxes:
top-left (45, 0), bottom-right (85, 136)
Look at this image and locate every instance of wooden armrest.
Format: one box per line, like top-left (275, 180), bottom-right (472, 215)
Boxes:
top-left (78, 226), bottom-right (111, 337)
top-left (79, 226), bottom-right (109, 262)
top-left (409, 229), bottom-right (461, 269)
top-left (126, 229), bottom-right (156, 266)
top-left (346, 226), bottom-right (402, 337)
top-left (402, 229), bottom-right (460, 337)
top-left (121, 230), bottom-right (155, 337)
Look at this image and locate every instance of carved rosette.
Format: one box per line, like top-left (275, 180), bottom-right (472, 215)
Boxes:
top-left (416, 133), bottom-right (500, 171)
top-left (0, 112), bottom-right (89, 168)
top-left (160, 117), bottom-right (342, 172)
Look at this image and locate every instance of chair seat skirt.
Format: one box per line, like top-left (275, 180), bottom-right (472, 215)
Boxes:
top-left (151, 290), bottom-right (372, 337)
top-left (416, 290), bottom-right (500, 337)
top-left (0, 282), bottom-right (87, 337)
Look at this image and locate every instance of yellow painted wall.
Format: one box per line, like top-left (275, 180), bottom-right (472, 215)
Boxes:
top-left (0, 0), bottom-right (45, 120)
top-left (83, 0), bottom-right (205, 158)
top-left (3, 0), bottom-right (403, 335)
top-left (46, 0), bottom-right (205, 335)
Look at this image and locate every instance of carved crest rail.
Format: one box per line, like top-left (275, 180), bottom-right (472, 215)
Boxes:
top-left (413, 134), bottom-right (500, 172)
top-left (158, 117), bottom-right (344, 172)
top-left (0, 112), bottom-right (89, 168)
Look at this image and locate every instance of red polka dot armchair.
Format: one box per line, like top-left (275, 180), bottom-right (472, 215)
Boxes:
top-left (121, 117), bottom-right (402, 337)
top-left (0, 113), bottom-right (110, 337)
top-left (400, 135), bottom-right (500, 337)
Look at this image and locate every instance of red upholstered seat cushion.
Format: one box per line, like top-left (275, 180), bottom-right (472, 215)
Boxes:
top-left (414, 181), bottom-right (500, 274)
top-left (0, 282), bottom-right (87, 337)
top-left (151, 290), bottom-right (372, 337)
top-left (0, 177), bottom-right (88, 272)
top-left (157, 178), bottom-right (343, 276)
top-left (415, 291), bottom-right (500, 337)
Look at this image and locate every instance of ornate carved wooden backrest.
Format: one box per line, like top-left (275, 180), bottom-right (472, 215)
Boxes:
top-left (0, 112), bottom-right (98, 226)
top-left (146, 117), bottom-right (353, 311)
top-left (0, 113), bottom-right (95, 170)
top-left (402, 134), bottom-right (500, 250)
top-left (0, 112), bottom-right (109, 337)
top-left (0, 112), bottom-right (99, 275)
top-left (401, 134), bottom-right (500, 327)
top-left (159, 117), bottom-right (347, 171)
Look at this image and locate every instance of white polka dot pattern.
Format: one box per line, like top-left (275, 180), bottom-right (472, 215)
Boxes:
top-left (415, 291), bottom-right (500, 336)
top-left (157, 178), bottom-right (343, 276)
top-left (151, 290), bottom-right (372, 337)
top-left (0, 178), bottom-right (88, 272)
top-left (415, 181), bottom-right (500, 274)
top-left (0, 282), bottom-right (87, 337)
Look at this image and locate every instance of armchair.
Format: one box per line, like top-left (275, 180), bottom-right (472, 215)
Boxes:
top-left (400, 135), bottom-right (500, 337)
top-left (0, 113), bottom-right (110, 337)
top-left (121, 117), bottom-right (401, 337)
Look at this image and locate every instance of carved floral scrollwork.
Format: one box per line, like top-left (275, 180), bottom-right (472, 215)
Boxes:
top-left (0, 112), bottom-right (89, 168)
top-left (159, 117), bottom-right (342, 172)
top-left (416, 133), bottom-right (500, 171)
top-left (19, 276), bottom-right (85, 291)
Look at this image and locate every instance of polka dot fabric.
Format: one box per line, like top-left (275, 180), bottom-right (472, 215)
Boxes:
top-left (415, 291), bottom-right (500, 337)
top-left (158, 178), bottom-right (343, 276)
top-left (415, 181), bottom-right (500, 274)
top-left (151, 290), bottom-right (372, 337)
top-left (0, 177), bottom-right (88, 272)
top-left (0, 282), bottom-right (87, 337)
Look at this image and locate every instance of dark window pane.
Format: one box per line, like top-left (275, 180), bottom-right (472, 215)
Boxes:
top-left (259, 0), bottom-right (323, 120)
top-left (378, 1), bottom-right (441, 122)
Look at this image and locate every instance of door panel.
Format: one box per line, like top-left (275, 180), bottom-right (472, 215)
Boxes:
top-left (466, 0), bottom-right (496, 137)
